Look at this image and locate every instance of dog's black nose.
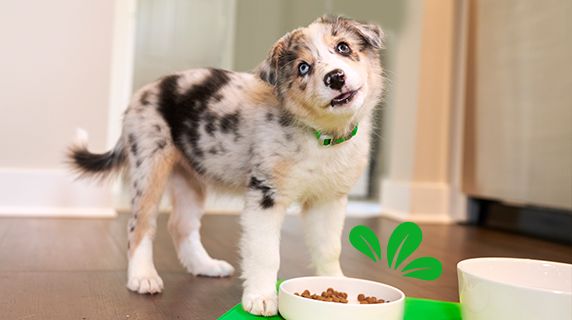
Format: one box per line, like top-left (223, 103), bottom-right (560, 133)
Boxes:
top-left (324, 69), bottom-right (345, 91)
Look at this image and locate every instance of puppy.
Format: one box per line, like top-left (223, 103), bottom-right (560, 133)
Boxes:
top-left (68, 15), bottom-right (383, 316)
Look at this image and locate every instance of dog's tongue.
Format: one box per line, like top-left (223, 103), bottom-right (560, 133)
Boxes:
top-left (331, 91), bottom-right (355, 106)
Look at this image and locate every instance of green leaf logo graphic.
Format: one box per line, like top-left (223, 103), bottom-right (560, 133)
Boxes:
top-left (349, 225), bottom-right (382, 262)
top-left (348, 222), bottom-right (443, 281)
top-left (401, 257), bottom-right (443, 280)
top-left (386, 222), bottom-right (422, 269)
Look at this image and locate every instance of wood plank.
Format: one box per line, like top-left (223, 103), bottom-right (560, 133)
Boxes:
top-left (0, 218), bottom-right (126, 272)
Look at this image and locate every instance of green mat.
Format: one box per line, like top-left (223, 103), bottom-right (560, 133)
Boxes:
top-left (218, 297), bottom-right (462, 320)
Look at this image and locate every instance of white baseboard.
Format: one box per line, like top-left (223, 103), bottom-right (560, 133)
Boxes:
top-left (0, 168), bottom-right (117, 218)
top-left (380, 179), bottom-right (460, 223)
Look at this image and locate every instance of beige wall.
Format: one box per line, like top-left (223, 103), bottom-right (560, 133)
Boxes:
top-left (0, 0), bottom-right (115, 169)
top-left (464, 0), bottom-right (572, 210)
top-left (380, 0), bottom-right (467, 222)
top-left (233, 0), bottom-right (286, 72)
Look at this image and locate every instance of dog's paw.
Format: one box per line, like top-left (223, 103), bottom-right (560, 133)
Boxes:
top-left (127, 271), bottom-right (164, 294)
top-left (242, 291), bottom-right (278, 316)
top-left (186, 258), bottom-right (235, 278)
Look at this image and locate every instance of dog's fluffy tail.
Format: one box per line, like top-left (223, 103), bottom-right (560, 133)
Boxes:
top-left (67, 128), bottom-right (126, 180)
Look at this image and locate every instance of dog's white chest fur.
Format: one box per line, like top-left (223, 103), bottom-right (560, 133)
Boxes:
top-left (284, 126), bottom-right (371, 201)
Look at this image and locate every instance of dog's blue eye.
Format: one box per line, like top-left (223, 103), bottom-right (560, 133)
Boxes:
top-left (336, 42), bottom-right (351, 56)
top-left (298, 62), bottom-right (311, 76)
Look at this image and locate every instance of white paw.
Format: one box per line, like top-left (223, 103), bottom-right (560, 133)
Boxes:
top-left (242, 292), bottom-right (278, 316)
top-left (127, 271), bottom-right (164, 294)
top-left (186, 258), bottom-right (235, 277)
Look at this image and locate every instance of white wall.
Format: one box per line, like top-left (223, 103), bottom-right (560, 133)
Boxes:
top-left (0, 0), bottom-right (117, 216)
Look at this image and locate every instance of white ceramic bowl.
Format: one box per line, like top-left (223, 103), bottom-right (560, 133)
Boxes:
top-left (458, 258), bottom-right (572, 320)
top-left (278, 276), bottom-right (405, 320)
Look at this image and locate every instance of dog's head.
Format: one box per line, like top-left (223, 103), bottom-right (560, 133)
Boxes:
top-left (258, 15), bottom-right (384, 133)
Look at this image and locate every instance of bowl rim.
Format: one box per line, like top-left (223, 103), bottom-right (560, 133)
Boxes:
top-left (279, 276), bottom-right (406, 307)
top-left (457, 257), bottom-right (572, 296)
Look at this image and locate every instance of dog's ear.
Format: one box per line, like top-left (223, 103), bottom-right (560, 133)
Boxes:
top-left (256, 33), bottom-right (291, 86)
top-left (317, 15), bottom-right (384, 50)
top-left (353, 21), bottom-right (384, 50)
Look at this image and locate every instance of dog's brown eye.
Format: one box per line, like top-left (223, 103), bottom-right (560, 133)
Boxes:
top-left (336, 42), bottom-right (351, 56)
top-left (298, 62), bottom-right (311, 76)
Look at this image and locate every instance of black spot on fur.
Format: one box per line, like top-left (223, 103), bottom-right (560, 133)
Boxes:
top-left (203, 111), bottom-right (218, 136)
top-left (157, 69), bottom-right (231, 174)
top-left (220, 111), bottom-right (241, 134)
top-left (156, 140), bottom-right (167, 150)
top-left (277, 50), bottom-right (298, 89)
top-left (279, 111), bottom-right (294, 127)
top-left (299, 82), bottom-right (307, 91)
top-left (128, 134), bottom-right (138, 155)
top-left (249, 176), bottom-right (275, 209)
top-left (135, 159), bottom-right (142, 167)
top-left (140, 91), bottom-right (151, 105)
top-left (261, 194), bottom-right (275, 209)
top-left (194, 146), bottom-right (204, 158)
top-left (208, 147), bottom-right (218, 155)
top-left (266, 112), bottom-right (274, 122)
top-left (154, 124), bottom-right (161, 132)
top-left (259, 70), bottom-right (268, 82)
top-left (129, 225), bottom-right (135, 232)
top-left (278, 50), bottom-right (300, 71)
top-left (213, 93), bottom-right (223, 102)
top-left (269, 73), bottom-right (277, 85)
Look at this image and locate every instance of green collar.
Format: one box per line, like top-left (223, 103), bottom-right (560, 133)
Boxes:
top-left (313, 124), bottom-right (359, 146)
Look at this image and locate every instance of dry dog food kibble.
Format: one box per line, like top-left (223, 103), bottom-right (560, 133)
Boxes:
top-left (295, 288), bottom-right (348, 303)
top-left (357, 293), bottom-right (386, 304)
top-left (294, 288), bottom-right (385, 304)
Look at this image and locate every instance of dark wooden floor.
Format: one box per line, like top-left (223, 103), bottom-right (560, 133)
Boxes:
top-left (0, 214), bottom-right (570, 320)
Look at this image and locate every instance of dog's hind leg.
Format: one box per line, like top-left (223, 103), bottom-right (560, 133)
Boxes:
top-left (167, 165), bottom-right (234, 277)
top-left (125, 135), bottom-right (175, 294)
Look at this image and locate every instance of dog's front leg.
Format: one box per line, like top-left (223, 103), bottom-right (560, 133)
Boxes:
top-left (240, 191), bottom-right (286, 316)
top-left (302, 196), bottom-right (347, 277)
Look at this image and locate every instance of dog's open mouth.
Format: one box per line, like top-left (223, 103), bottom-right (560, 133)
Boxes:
top-left (330, 90), bottom-right (358, 107)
